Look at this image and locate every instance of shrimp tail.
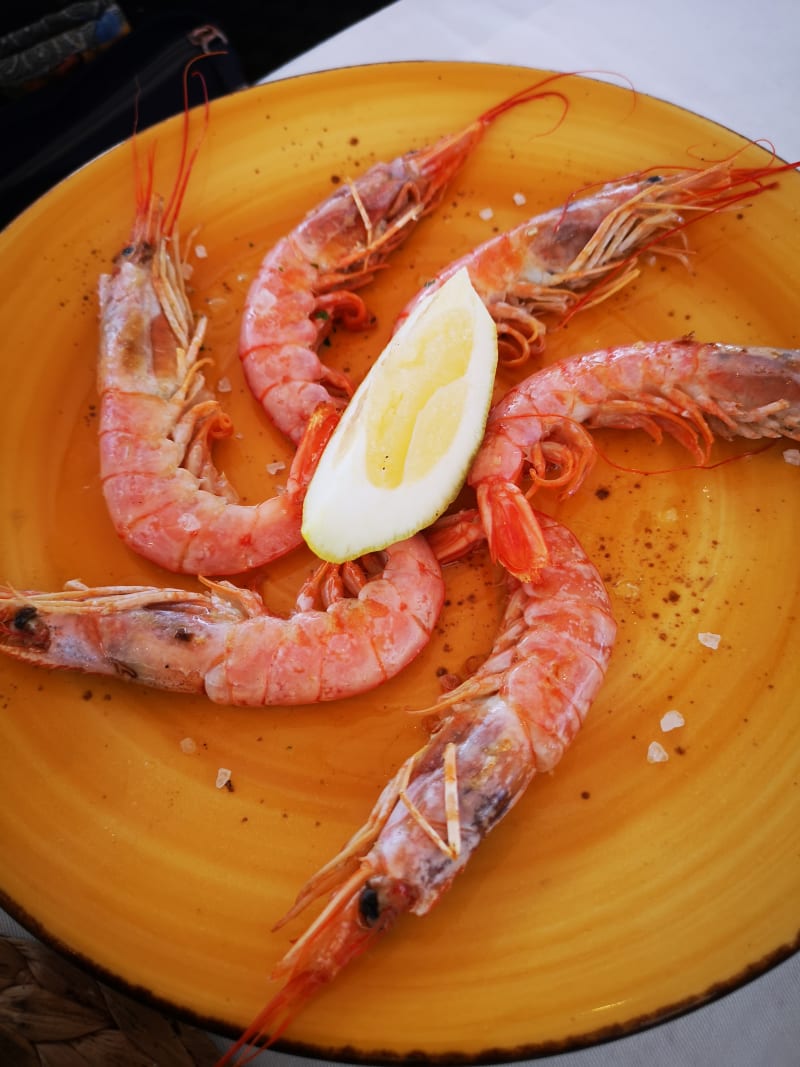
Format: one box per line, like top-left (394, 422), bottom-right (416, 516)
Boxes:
top-left (286, 400), bottom-right (342, 497)
top-left (425, 507), bottom-right (487, 564)
top-left (476, 480), bottom-right (550, 580)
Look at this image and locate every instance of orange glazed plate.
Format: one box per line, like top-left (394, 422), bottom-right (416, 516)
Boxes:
top-left (0, 62), bottom-right (798, 1062)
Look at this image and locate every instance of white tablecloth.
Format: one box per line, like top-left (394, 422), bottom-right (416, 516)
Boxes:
top-left (261, 0), bottom-right (799, 163)
top-left (4, 2), bottom-right (797, 1065)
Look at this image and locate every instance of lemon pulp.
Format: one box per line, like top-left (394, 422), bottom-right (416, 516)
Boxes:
top-left (302, 267), bottom-right (497, 562)
top-left (365, 306), bottom-right (473, 488)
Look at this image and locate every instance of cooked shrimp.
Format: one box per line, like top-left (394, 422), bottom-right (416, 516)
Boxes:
top-left (458, 340), bottom-right (800, 581)
top-left (98, 139), bottom-right (343, 575)
top-left (215, 512), bottom-right (616, 1062)
top-left (398, 157), bottom-right (798, 367)
top-left (0, 536), bottom-right (443, 705)
top-left (238, 75), bottom-right (571, 445)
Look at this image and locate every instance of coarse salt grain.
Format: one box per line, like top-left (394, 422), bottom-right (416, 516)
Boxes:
top-left (215, 767), bottom-right (232, 789)
top-left (512, 191), bottom-right (526, 206)
top-left (266, 460), bottom-right (286, 475)
top-left (180, 737), bottom-right (197, 754)
top-left (195, 244), bottom-right (208, 259)
top-left (660, 710), bottom-right (685, 733)
top-left (478, 207), bottom-right (494, 221)
top-left (177, 513), bottom-right (202, 532)
top-left (614, 580), bottom-right (640, 602)
top-left (783, 448), bottom-right (800, 466)
top-left (217, 376), bottom-right (232, 393)
top-left (698, 631), bottom-right (721, 650)
top-left (647, 741), bottom-right (669, 763)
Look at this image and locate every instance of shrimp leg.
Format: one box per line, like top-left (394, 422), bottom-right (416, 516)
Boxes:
top-left (215, 513), bottom-right (616, 1061)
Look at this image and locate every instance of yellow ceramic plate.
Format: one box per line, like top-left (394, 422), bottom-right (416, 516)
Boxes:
top-left (0, 63), bottom-right (798, 1062)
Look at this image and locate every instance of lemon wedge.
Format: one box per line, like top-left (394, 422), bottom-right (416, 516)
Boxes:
top-left (302, 267), bottom-right (498, 562)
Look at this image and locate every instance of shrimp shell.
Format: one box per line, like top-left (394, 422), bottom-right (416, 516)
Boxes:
top-left (0, 536), bottom-right (444, 706)
top-left (467, 340), bottom-right (800, 580)
top-left (216, 513), bottom-right (616, 1058)
top-left (398, 157), bottom-right (799, 367)
top-left (238, 75), bottom-right (572, 444)
top-left (98, 198), bottom-right (339, 576)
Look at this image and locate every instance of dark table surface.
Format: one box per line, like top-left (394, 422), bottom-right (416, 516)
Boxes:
top-left (1, 1), bottom-right (395, 226)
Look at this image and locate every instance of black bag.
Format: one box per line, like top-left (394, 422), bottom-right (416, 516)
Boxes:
top-left (1, 7), bottom-right (246, 228)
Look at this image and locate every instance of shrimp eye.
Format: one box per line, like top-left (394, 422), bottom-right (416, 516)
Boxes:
top-left (645, 175), bottom-right (663, 184)
top-left (357, 883), bottom-right (381, 927)
top-left (5, 604), bottom-right (49, 651)
top-left (13, 606), bottom-right (38, 631)
top-left (115, 242), bottom-right (154, 267)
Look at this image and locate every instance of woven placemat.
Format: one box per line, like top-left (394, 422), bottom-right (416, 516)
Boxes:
top-left (0, 935), bottom-right (218, 1065)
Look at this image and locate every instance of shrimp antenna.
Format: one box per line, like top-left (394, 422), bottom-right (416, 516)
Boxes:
top-left (476, 71), bottom-right (571, 133)
top-left (592, 431), bottom-right (775, 478)
top-left (127, 53), bottom-right (225, 243)
top-left (214, 865), bottom-right (378, 1066)
top-left (162, 55), bottom-right (217, 234)
top-left (476, 68), bottom-right (636, 134)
